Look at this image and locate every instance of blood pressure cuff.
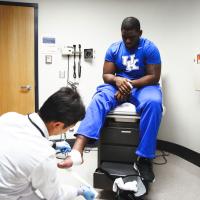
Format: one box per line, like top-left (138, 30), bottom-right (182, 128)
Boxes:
top-left (97, 162), bottom-right (146, 200)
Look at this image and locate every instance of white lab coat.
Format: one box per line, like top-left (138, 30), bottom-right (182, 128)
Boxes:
top-left (0, 112), bottom-right (78, 200)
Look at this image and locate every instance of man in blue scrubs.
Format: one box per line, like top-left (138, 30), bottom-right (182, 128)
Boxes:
top-left (58, 17), bottom-right (163, 182)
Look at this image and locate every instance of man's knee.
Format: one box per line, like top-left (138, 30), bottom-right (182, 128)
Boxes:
top-left (146, 98), bottom-right (162, 113)
top-left (93, 90), bottom-right (116, 107)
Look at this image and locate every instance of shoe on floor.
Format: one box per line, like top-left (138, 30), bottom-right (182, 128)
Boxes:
top-left (134, 157), bottom-right (155, 182)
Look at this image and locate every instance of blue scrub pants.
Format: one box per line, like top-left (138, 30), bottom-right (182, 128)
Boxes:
top-left (76, 84), bottom-right (163, 159)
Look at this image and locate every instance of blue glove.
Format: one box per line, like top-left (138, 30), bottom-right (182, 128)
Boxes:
top-left (55, 141), bottom-right (71, 154)
top-left (78, 185), bottom-right (96, 200)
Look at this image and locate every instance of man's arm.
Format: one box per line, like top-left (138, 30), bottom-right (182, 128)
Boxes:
top-left (31, 155), bottom-right (95, 200)
top-left (129, 64), bottom-right (161, 87)
top-left (102, 61), bottom-right (116, 84)
top-left (103, 61), bottom-right (132, 97)
top-left (31, 156), bottom-right (79, 200)
top-left (115, 64), bottom-right (161, 101)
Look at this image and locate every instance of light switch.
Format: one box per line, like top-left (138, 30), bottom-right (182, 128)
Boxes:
top-left (45, 55), bottom-right (52, 64)
top-left (59, 70), bottom-right (65, 79)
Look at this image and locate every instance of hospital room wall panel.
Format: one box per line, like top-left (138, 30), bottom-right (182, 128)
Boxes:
top-left (4, 0), bottom-right (200, 154)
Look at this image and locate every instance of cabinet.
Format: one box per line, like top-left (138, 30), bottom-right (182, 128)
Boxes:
top-left (93, 116), bottom-right (140, 189)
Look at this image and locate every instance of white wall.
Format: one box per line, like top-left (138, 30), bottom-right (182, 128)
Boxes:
top-left (6, 0), bottom-right (200, 153)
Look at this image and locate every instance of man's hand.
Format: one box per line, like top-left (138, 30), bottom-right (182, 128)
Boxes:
top-left (55, 141), bottom-right (71, 154)
top-left (114, 77), bottom-right (133, 101)
top-left (114, 77), bottom-right (133, 96)
top-left (115, 90), bottom-right (129, 102)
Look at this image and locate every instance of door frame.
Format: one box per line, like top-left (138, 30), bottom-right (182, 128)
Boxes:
top-left (0, 1), bottom-right (39, 111)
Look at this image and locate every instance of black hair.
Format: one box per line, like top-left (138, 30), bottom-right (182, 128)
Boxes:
top-left (39, 87), bottom-right (85, 128)
top-left (121, 16), bottom-right (140, 31)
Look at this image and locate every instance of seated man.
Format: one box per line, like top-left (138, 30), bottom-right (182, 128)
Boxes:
top-left (0, 87), bottom-right (95, 200)
top-left (58, 17), bottom-right (163, 183)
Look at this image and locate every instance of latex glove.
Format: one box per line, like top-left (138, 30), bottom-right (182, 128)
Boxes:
top-left (78, 186), bottom-right (96, 200)
top-left (55, 141), bottom-right (71, 154)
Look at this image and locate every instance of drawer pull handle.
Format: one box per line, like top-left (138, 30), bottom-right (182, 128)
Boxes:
top-left (121, 130), bottom-right (131, 134)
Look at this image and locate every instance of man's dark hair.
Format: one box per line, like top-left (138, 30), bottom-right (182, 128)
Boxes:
top-left (39, 87), bottom-right (85, 128)
top-left (121, 16), bottom-right (140, 31)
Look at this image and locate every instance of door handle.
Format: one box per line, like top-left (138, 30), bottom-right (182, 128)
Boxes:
top-left (20, 85), bottom-right (32, 91)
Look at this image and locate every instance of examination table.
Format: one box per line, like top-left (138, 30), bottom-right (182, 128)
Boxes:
top-left (93, 103), bottom-right (149, 198)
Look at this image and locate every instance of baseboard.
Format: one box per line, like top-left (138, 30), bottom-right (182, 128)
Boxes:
top-left (157, 139), bottom-right (200, 167)
top-left (66, 138), bottom-right (200, 167)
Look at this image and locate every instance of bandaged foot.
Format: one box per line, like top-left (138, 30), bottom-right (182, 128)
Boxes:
top-left (68, 149), bottom-right (83, 165)
top-left (57, 149), bottom-right (83, 168)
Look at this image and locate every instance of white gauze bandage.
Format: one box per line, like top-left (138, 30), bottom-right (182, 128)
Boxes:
top-left (68, 149), bottom-right (82, 165)
top-left (127, 81), bottom-right (133, 89)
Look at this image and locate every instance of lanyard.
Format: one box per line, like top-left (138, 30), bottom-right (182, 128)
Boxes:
top-left (27, 114), bottom-right (45, 138)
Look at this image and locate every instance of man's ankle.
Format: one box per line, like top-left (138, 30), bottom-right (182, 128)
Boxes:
top-left (137, 156), bottom-right (152, 163)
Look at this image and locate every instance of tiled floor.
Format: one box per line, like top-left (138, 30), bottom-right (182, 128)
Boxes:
top-left (57, 149), bottom-right (200, 200)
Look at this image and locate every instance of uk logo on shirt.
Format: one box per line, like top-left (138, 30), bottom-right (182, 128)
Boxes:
top-left (122, 54), bottom-right (139, 71)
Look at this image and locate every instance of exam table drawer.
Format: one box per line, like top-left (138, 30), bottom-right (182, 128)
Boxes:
top-left (99, 144), bottom-right (137, 163)
top-left (100, 126), bottom-right (139, 146)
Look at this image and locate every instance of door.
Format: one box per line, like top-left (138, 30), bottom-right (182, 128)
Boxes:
top-left (0, 3), bottom-right (38, 115)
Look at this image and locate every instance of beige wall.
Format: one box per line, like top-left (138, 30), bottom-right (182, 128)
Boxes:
top-left (5, 0), bottom-right (200, 153)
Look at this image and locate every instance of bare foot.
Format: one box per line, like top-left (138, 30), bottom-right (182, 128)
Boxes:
top-left (57, 156), bottom-right (73, 168)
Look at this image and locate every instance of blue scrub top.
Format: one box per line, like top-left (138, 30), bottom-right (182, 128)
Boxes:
top-left (105, 38), bottom-right (161, 80)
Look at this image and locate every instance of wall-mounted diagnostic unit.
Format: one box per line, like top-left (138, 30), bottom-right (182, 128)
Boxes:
top-left (62, 46), bottom-right (74, 56)
top-left (84, 48), bottom-right (94, 59)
